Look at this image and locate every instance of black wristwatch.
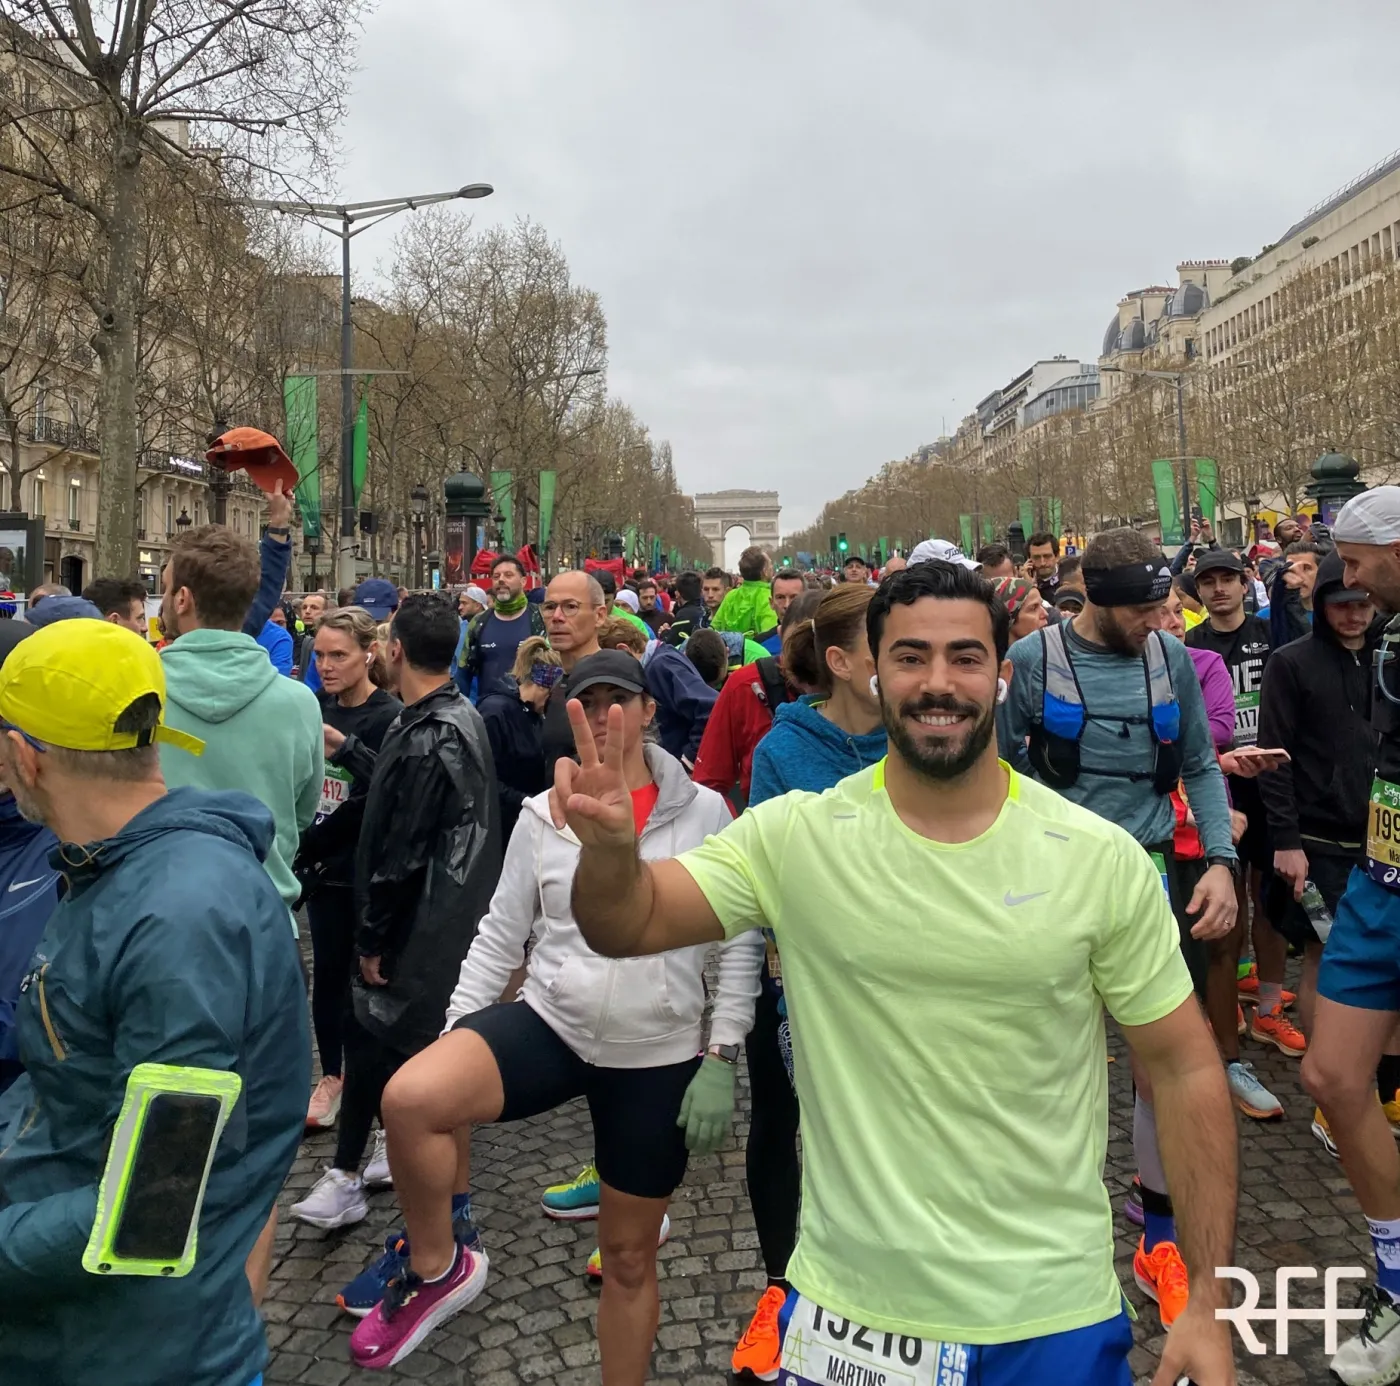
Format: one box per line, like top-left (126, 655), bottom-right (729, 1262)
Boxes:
top-left (266, 525), bottom-right (290, 538)
top-left (1205, 855), bottom-right (1235, 871)
top-left (706, 1043), bottom-right (741, 1065)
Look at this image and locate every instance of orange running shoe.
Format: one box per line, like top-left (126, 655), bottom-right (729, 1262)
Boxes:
top-left (1237, 966), bottom-right (1296, 1008)
top-left (1134, 1236), bottom-right (1190, 1327)
top-left (732, 1284), bottom-right (786, 1382)
top-left (1251, 1009), bottom-right (1307, 1057)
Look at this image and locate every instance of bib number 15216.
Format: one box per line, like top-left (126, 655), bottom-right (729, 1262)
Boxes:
top-left (778, 1293), bottom-right (967, 1386)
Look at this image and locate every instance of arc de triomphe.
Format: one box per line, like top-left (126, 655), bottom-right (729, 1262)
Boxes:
top-left (693, 489), bottom-right (782, 569)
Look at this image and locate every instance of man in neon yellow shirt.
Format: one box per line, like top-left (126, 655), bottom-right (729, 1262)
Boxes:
top-left (559, 560), bottom-right (1239, 1386)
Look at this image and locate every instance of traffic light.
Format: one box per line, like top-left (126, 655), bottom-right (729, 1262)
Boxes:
top-left (837, 533), bottom-right (848, 554)
top-left (827, 535), bottom-right (837, 557)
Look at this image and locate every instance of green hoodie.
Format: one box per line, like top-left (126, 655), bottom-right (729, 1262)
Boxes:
top-left (711, 579), bottom-right (778, 640)
top-left (159, 628), bottom-right (324, 911)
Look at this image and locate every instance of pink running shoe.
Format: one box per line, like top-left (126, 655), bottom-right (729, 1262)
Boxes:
top-left (349, 1243), bottom-right (489, 1370)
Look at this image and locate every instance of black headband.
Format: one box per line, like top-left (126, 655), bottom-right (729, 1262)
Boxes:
top-left (1082, 560), bottom-right (1173, 608)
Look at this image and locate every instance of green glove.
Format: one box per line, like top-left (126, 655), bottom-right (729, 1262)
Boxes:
top-left (677, 1056), bottom-right (737, 1154)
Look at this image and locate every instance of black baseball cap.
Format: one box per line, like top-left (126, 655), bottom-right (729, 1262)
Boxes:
top-left (1193, 549), bottom-right (1244, 577)
top-left (843, 554), bottom-right (868, 567)
top-left (567, 650), bottom-right (647, 698)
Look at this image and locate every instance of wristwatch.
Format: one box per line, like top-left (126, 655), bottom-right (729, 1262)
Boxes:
top-left (266, 526), bottom-right (290, 538)
top-left (706, 1043), bottom-right (741, 1065)
top-left (1205, 855), bottom-right (1235, 871)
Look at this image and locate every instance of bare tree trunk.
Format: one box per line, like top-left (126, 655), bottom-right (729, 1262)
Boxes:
top-left (8, 429), bottom-right (20, 511)
top-left (94, 123), bottom-right (142, 576)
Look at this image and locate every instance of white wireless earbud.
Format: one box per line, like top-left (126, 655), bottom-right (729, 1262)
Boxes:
top-left (869, 674), bottom-right (880, 697)
top-left (996, 677), bottom-right (1009, 705)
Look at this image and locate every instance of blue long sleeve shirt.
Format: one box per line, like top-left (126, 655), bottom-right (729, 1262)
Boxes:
top-left (641, 641), bottom-right (717, 767)
top-left (998, 625), bottom-right (1235, 860)
top-left (241, 533), bottom-right (291, 639)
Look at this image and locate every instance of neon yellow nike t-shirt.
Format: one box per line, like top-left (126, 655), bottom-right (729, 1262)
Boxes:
top-left (678, 759), bottom-right (1193, 1345)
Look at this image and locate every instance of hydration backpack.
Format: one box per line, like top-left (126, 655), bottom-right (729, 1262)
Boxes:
top-left (1027, 623), bottom-right (1182, 795)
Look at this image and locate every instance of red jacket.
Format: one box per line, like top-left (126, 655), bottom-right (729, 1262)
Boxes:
top-left (693, 661), bottom-right (783, 800)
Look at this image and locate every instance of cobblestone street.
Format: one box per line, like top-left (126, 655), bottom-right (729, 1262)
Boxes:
top-left (265, 1001), bottom-right (1358, 1385)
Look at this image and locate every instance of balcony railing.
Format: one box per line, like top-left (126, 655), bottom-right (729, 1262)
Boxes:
top-left (30, 416), bottom-right (97, 453)
top-left (137, 448), bottom-right (263, 498)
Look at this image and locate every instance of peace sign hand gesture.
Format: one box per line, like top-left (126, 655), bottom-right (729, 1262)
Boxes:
top-left (550, 699), bottom-right (636, 850)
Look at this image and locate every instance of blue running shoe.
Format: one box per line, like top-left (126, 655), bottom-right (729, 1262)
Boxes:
top-left (336, 1216), bottom-right (482, 1318)
top-left (540, 1163), bottom-right (600, 1221)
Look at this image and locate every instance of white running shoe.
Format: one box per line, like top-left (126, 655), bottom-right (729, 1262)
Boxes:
top-left (291, 1168), bottom-right (368, 1229)
top-left (1331, 1285), bottom-right (1400, 1385)
top-left (364, 1128), bottom-right (393, 1188)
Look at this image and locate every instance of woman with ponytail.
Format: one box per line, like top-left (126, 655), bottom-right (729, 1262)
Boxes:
top-left (730, 582), bottom-right (889, 1381)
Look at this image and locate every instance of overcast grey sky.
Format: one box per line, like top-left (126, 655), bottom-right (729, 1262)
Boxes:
top-left (339, 0), bottom-right (1400, 531)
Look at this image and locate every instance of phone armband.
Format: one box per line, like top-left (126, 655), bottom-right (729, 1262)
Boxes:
top-left (83, 1062), bottom-right (242, 1279)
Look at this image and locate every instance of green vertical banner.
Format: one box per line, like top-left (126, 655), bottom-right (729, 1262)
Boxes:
top-left (1152, 460), bottom-right (1183, 545)
top-left (1018, 497), bottom-right (1035, 538)
top-left (959, 514), bottom-right (974, 553)
top-left (1196, 458), bottom-right (1218, 527)
top-left (624, 525), bottom-right (639, 564)
top-left (1048, 498), bottom-right (1063, 537)
top-left (351, 394), bottom-right (369, 509)
top-left (669, 546), bottom-right (680, 571)
top-left (981, 517), bottom-right (996, 545)
top-left (536, 470), bottom-right (557, 554)
top-left (490, 470), bottom-right (514, 551)
top-left (878, 536), bottom-right (889, 563)
top-left (283, 374), bottom-right (319, 540)
top-left (651, 537), bottom-right (662, 571)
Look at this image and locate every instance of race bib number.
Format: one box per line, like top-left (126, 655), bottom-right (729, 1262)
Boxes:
top-left (1367, 777), bottom-right (1400, 888)
top-left (778, 1293), bottom-right (968, 1386)
top-left (318, 764), bottom-right (353, 819)
top-left (1233, 691), bottom-right (1259, 746)
top-left (1149, 850), bottom-right (1170, 899)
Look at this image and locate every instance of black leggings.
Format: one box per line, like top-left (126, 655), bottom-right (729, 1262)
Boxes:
top-left (307, 885), bottom-right (357, 1078)
top-left (334, 1012), bottom-right (408, 1172)
top-left (744, 981), bottom-right (801, 1283)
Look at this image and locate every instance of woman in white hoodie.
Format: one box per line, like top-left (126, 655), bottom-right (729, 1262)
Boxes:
top-left (351, 650), bottom-right (763, 1381)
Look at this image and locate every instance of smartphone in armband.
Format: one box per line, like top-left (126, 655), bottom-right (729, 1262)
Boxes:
top-left (83, 1062), bottom-right (242, 1278)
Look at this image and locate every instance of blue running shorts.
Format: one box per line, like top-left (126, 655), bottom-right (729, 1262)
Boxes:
top-left (777, 1292), bottom-right (1133, 1386)
top-left (1319, 868), bottom-right (1400, 1012)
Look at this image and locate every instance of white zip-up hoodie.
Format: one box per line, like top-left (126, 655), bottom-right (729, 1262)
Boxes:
top-left (444, 744), bottom-right (763, 1067)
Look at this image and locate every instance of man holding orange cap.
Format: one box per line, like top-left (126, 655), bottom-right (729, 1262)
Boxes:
top-left (0, 619), bottom-right (308, 1386)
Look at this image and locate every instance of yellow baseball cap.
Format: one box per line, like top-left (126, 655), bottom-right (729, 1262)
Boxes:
top-left (0, 619), bottom-right (203, 754)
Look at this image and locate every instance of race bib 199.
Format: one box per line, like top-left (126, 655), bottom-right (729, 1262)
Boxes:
top-left (318, 764), bottom-right (353, 820)
top-left (778, 1293), bottom-right (969, 1386)
top-left (1233, 691), bottom-right (1259, 746)
top-left (1367, 777), bottom-right (1400, 889)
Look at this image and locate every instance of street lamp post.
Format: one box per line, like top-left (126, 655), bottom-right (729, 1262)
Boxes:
top-left (1100, 365), bottom-right (1194, 543)
top-left (410, 482), bottom-right (428, 590)
top-left (245, 183), bottom-right (494, 592)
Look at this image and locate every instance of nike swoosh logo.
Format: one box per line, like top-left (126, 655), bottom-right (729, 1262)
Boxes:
top-left (1004, 890), bottom-right (1049, 907)
top-left (8, 878), bottom-right (44, 892)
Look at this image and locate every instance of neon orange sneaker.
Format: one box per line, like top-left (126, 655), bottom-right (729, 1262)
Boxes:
top-left (1250, 1009), bottom-right (1307, 1057)
top-left (732, 1284), bottom-right (786, 1382)
top-left (1237, 966), bottom-right (1296, 1008)
top-left (1134, 1236), bottom-right (1190, 1327)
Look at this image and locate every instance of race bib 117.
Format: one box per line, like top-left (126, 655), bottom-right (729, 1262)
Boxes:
top-left (778, 1293), bottom-right (969, 1386)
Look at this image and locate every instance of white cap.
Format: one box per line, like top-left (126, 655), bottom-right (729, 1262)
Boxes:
top-left (614, 588), bottom-right (640, 612)
top-left (908, 537), bottom-right (979, 570)
top-left (464, 584), bottom-right (489, 606)
top-left (1334, 487), bottom-right (1400, 546)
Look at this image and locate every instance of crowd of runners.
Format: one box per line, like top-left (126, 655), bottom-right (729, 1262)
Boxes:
top-left (11, 487), bottom-right (1400, 1385)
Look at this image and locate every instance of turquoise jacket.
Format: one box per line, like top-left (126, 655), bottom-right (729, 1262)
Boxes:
top-left (0, 789), bottom-right (310, 1384)
top-left (159, 628), bottom-right (323, 910)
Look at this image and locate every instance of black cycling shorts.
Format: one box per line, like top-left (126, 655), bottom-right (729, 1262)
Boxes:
top-left (1150, 841), bottom-right (1208, 1001)
top-left (453, 1001), bottom-right (700, 1200)
top-left (1229, 779), bottom-right (1273, 872)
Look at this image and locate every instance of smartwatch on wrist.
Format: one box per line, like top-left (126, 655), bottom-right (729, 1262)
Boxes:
top-left (266, 526), bottom-right (290, 538)
top-left (706, 1043), bottom-right (740, 1065)
top-left (1205, 855), bottom-right (1234, 871)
